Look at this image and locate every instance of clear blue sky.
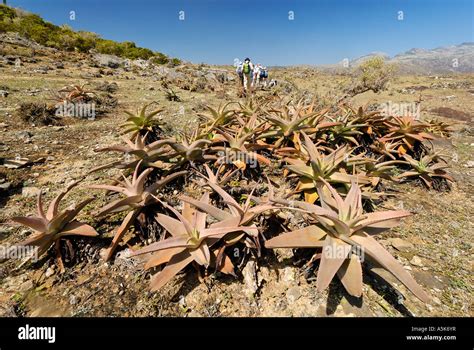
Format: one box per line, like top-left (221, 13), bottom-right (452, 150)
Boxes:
top-left (7, 0), bottom-right (474, 65)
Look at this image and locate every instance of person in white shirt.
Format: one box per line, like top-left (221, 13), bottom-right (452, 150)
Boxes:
top-left (235, 61), bottom-right (244, 87)
top-left (252, 63), bottom-right (261, 87)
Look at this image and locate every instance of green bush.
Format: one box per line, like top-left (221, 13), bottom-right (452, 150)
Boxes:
top-left (95, 39), bottom-right (155, 59)
top-left (150, 53), bottom-right (169, 65)
top-left (0, 4), bottom-right (15, 21)
top-left (170, 57), bottom-right (182, 66)
top-left (0, 4), bottom-right (173, 62)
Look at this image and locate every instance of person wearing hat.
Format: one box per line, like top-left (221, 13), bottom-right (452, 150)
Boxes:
top-left (259, 65), bottom-right (269, 87)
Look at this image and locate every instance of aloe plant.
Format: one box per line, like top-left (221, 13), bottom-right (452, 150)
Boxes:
top-left (162, 133), bottom-right (214, 166)
top-left (164, 87), bottom-right (181, 102)
top-left (347, 105), bottom-right (386, 135)
top-left (259, 100), bottom-right (321, 147)
top-left (361, 158), bottom-right (406, 181)
top-left (131, 193), bottom-right (257, 291)
top-left (398, 153), bottom-right (453, 189)
top-left (425, 118), bottom-right (453, 137)
top-left (325, 110), bottom-right (367, 146)
top-left (11, 181), bottom-right (98, 270)
top-left (266, 179), bottom-right (429, 302)
top-left (181, 179), bottom-right (277, 256)
top-left (369, 140), bottom-right (402, 160)
top-left (121, 103), bottom-right (164, 138)
top-left (211, 115), bottom-right (271, 170)
top-left (91, 133), bottom-right (173, 172)
top-left (55, 83), bottom-right (95, 104)
top-left (198, 102), bottom-right (236, 129)
top-left (196, 163), bottom-right (238, 187)
top-left (285, 132), bottom-right (371, 203)
top-left (235, 97), bottom-right (265, 118)
top-left (380, 116), bottom-right (435, 154)
top-left (90, 162), bottom-right (186, 260)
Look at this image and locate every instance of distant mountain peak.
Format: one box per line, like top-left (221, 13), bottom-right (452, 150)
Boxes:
top-left (349, 52), bottom-right (390, 66)
top-left (403, 48), bottom-right (428, 55)
top-left (352, 43), bottom-right (474, 74)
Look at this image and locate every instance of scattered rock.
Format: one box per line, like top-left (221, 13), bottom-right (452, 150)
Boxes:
top-left (187, 310), bottom-right (202, 317)
top-left (0, 90), bottom-right (8, 97)
top-left (45, 267), bottom-right (55, 278)
top-left (69, 295), bottom-right (78, 305)
top-left (27, 294), bottom-right (71, 317)
top-left (2, 157), bottom-right (28, 169)
top-left (413, 271), bottom-right (448, 290)
top-left (333, 304), bottom-right (356, 317)
top-left (93, 53), bottom-right (124, 69)
top-left (22, 187), bottom-right (41, 198)
top-left (389, 237), bottom-right (414, 252)
top-left (410, 255), bottom-right (424, 267)
top-left (34, 66), bottom-right (50, 74)
top-left (280, 266), bottom-right (296, 283)
top-left (464, 160), bottom-right (474, 168)
top-left (115, 248), bottom-right (140, 270)
top-left (0, 182), bottom-right (11, 191)
top-left (96, 81), bottom-right (118, 93)
top-left (242, 259), bottom-right (260, 297)
top-left (16, 131), bottom-right (32, 139)
top-left (0, 226), bottom-right (12, 240)
top-left (131, 58), bottom-right (149, 70)
top-left (339, 298), bottom-right (374, 317)
top-left (286, 287), bottom-right (302, 303)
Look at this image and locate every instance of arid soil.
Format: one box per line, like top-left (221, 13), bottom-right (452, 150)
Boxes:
top-left (0, 39), bottom-right (472, 317)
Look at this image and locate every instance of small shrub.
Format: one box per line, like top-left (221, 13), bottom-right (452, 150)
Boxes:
top-left (16, 102), bottom-right (59, 125)
top-left (346, 56), bottom-right (396, 96)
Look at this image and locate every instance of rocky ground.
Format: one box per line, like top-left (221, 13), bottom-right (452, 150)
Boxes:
top-left (0, 35), bottom-right (472, 317)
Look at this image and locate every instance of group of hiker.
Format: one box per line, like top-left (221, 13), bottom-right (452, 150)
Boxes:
top-left (236, 58), bottom-right (269, 92)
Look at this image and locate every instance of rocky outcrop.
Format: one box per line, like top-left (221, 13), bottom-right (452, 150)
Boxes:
top-left (92, 53), bottom-right (124, 69)
top-left (0, 32), bottom-right (43, 49)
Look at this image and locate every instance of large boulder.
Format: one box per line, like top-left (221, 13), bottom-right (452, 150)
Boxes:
top-left (93, 53), bottom-right (124, 69)
top-left (155, 66), bottom-right (186, 81)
